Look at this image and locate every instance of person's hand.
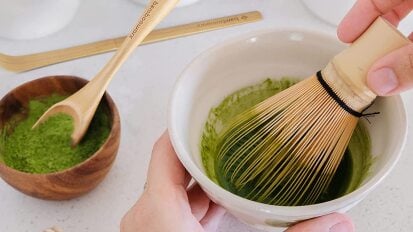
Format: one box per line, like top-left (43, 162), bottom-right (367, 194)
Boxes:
top-left (120, 132), bottom-right (354, 232)
top-left (338, 0), bottom-right (413, 96)
top-left (120, 131), bottom-right (226, 232)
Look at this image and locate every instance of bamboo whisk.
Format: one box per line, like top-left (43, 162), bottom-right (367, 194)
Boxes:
top-left (216, 17), bottom-right (411, 206)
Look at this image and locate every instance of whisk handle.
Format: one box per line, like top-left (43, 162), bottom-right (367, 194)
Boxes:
top-left (326, 17), bottom-right (411, 111)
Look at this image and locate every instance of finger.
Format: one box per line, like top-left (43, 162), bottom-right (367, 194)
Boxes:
top-left (338, 0), bottom-right (413, 43)
top-left (367, 43), bottom-right (413, 96)
top-left (286, 213), bottom-right (354, 232)
top-left (383, 1), bottom-right (413, 26)
top-left (200, 203), bottom-right (226, 232)
top-left (146, 131), bottom-right (191, 191)
top-left (187, 184), bottom-right (211, 221)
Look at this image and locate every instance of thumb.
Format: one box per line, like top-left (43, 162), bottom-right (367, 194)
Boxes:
top-left (286, 213), bottom-right (354, 232)
top-left (367, 43), bottom-right (413, 96)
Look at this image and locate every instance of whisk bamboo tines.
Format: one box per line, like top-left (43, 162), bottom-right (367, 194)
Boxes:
top-left (216, 17), bottom-right (411, 206)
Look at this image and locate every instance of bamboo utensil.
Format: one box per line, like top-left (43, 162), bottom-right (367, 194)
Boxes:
top-left (216, 17), bottom-right (411, 206)
top-left (33, 0), bottom-right (178, 146)
top-left (0, 11), bottom-right (262, 73)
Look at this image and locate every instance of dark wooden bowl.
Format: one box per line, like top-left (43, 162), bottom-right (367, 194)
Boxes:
top-left (0, 76), bottom-right (121, 200)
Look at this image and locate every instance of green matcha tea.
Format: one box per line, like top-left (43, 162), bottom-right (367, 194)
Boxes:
top-left (200, 78), bottom-right (372, 205)
top-left (0, 95), bottom-right (111, 174)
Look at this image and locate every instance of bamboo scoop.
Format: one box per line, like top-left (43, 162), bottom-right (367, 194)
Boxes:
top-left (33, 0), bottom-right (179, 146)
top-left (215, 17), bottom-right (411, 206)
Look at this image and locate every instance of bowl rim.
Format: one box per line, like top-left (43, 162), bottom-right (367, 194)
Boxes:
top-left (168, 28), bottom-right (408, 216)
top-left (0, 75), bottom-right (120, 177)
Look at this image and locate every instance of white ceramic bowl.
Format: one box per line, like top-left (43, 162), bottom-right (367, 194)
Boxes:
top-left (168, 29), bottom-right (407, 231)
top-left (0, 0), bottom-right (80, 40)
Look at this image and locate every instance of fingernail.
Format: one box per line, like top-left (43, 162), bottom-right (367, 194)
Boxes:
top-left (368, 68), bottom-right (398, 95)
top-left (330, 221), bottom-right (353, 232)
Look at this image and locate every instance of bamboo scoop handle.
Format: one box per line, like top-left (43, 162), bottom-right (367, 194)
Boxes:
top-left (93, 0), bottom-right (179, 86)
top-left (324, 17), bottom-right (411, 112)
top-left (33, 0), bottom-right (179, 145)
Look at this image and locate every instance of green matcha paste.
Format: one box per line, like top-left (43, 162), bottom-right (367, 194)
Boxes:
top-left (201, 78), bottom-right (372, 205)
top-left (0, 95), bottom-right (111, 174)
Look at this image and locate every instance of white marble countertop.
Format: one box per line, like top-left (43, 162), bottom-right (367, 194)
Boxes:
top-left (0, 0), bottom-right (412, 231)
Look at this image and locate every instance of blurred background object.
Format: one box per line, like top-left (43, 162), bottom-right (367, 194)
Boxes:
top-left (0, 0), bottom-right (80, 40)
top-left (301, 0), bottom-right (356, 26)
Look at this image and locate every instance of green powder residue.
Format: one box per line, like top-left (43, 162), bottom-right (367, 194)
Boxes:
top-left (201, 78), bottom-right (372, 205)
top-left (0, 95), bottom-right (111, 174)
